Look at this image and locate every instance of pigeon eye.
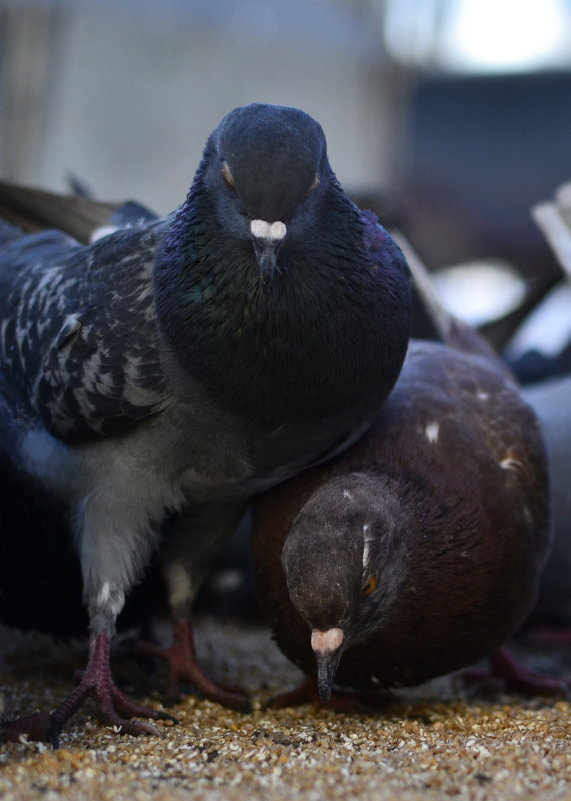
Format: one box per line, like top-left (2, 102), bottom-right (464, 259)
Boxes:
top-left (221, 161), bottom-right (236, 189)
top-left (361, 575), bottom-right (377, 596)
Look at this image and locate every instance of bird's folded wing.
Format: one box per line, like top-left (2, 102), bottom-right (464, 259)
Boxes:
top-left (0, 222), bottom-right (170, 440)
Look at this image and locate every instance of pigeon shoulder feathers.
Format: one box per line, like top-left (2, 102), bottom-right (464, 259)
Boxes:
top-left (0, 220), bottom-right (170, 438)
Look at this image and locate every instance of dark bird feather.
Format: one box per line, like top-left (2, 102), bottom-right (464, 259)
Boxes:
top-left (522, 377), bottom-right (571, 636)
top-left (252, 237), bottom-right (563, 709)
top-left (0, 103), bottom-right (411, 744)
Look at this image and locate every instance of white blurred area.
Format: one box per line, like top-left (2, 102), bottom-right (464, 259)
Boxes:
top-left (384, 0), bottom-right (571, 72)
top-left (0, 0), bottom-right (405, 212)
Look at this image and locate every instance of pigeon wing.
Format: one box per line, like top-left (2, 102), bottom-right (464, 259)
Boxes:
top-left (0, 221), bottom-right (170, 439)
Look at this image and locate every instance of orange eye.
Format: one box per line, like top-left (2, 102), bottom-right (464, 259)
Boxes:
top-left (221, 161), bottom-right (236, 189)
top-left (361, 575), bottom-right (377, 596)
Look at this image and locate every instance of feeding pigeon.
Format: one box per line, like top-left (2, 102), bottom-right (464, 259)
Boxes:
top-left (0, 103), bottom-right (411, 745)
top-left (252, 237), bottom-right (567, 709)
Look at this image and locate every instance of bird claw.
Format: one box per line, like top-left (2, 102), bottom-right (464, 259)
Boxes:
top-left (0, 712), bottom-right (61, 748)
top-left (135, 617), bottom-right (251, 713)
top-left (1, 632), bottom-right (178, 747)
top-left (98, 681), bottom-right (179, 729)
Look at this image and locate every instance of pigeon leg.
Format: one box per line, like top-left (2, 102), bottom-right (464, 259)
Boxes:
top-left (136, 617), bottom-right (251, 711)
top-left (263, 676), bottom-right (392, 713)
top-left (459, 646), bottom-right (570, 696)
top-left (143, 500), bottom-right (251, 711)
top-left (1, 632), bottom-right (177, 748)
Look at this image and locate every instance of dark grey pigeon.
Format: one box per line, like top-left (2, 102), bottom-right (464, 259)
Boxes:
top-left (0, 103), bottom-right (411, 745)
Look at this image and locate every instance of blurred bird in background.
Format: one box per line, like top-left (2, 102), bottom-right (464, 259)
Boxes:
top-left (514, 183), bottom-right (571, 641)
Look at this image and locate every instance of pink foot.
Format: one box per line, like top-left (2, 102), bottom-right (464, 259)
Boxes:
top-left (135, 617), bottom-right (250, 712)
top-left (1, 632), bottom-right (177, 748)
top-left (459, 646), bottom-right (570, 696)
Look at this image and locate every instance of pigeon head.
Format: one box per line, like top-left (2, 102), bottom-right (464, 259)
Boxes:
top-left (280, 472), bottom-right (404, 701)
top-left (214, 103), bottom-right (325, 220)
top-left (155, 102), bottom-right (410, 428)
top-left (202, 103), bottom-right (328, 279)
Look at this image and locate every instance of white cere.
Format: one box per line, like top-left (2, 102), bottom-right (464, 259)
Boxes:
top-left (250, 219), bottom-right (287, 240)
top-left (311, 627), bottom-right (344, 653)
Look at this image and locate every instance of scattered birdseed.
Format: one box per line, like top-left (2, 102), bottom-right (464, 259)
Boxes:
top-left (0, 616), bottom-right (570, 801)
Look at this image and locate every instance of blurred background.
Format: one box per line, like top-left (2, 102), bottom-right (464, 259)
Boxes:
top-left (1, 0), bottom-right (571, 352)
top-left (0, 0), bottom-right (570, 629)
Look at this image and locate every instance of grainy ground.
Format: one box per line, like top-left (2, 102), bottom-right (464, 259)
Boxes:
top-left (0, 617), bottom-right (570, 801)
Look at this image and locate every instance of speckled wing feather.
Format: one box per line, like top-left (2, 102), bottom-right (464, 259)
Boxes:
top-left (0, 220), bottom-right (170, 439)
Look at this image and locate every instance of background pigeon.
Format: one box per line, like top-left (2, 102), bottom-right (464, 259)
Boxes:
top-left (509, 181), bottom-right (571, 641)
top-left (521, 377), bottom-right (571, 637)
top-left (0, 103), bottom-right (411, 744)
top-left (252, 237), bottom-right (564, 708)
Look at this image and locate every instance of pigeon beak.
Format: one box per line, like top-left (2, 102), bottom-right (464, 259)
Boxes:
top-left (250, 219), bottom-right (287, 280)
top-left (311, 627), bottom-right (345, 703)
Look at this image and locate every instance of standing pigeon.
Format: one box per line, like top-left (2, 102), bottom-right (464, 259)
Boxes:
top-left (0, 103), bottom-right (411, 744)
top-left (252, 238), bottom-right (565, 709)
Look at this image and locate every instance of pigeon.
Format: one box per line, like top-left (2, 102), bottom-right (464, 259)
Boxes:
top-left (0, 103), bottom-right (411, 744)
top-left (251, 236), bottom-right (566, 709)
top-left (522, 376), bottom-right (571, 637)
top-left (511, 179), bottom-right (571, 639)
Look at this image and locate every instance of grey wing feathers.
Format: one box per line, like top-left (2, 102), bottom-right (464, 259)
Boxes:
top-left (0, 222), bottom-right (170, 439)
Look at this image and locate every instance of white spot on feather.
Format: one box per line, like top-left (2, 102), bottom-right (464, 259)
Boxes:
top-left (250, 219), bottom-right (287, 240)
top-left (362, 538), bottom-right (371, 568)
top-left (477, 391), bottom-right (489, 401)
top-left (90, 225), bottom-right (120, 243)
top-left (109, 590), bottom-right (125, 618)
top-left (343, 489), bottom-right (354, 500)
top-left (500, 457), bottom-right (523, 472)
top-left (95, 582), bottom-right (124, 618)
top-left (97, 582), bottom-right (111, 606)
top-left (424, 421), bottom-right (440, 443)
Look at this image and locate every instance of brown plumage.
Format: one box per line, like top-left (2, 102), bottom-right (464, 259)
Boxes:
top-left (252, 240), bottom-right (559, 704)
